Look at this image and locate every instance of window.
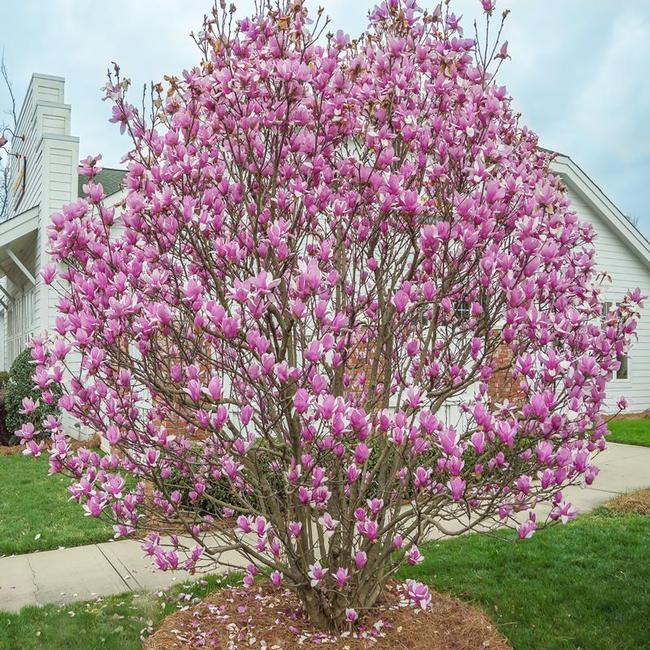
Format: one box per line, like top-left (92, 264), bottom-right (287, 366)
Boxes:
top-left (454, 300), bottom-right (470, 321)
top-left (601, 301), bottom-right (612, 319)
top-left (600, 300), bottom-right (628, 379)
top-left (6, 289), bottom-right (35, 365)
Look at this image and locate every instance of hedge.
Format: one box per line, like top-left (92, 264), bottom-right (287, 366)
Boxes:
top-left (3, 349), bottom-right (61, 443)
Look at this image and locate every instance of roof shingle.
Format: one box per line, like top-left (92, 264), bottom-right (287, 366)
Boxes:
top-left (77, 167), bottom-right (126, 198)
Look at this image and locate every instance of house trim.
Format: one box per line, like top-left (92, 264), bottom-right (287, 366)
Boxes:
top-left (551, 153), bottom-right (650, 272)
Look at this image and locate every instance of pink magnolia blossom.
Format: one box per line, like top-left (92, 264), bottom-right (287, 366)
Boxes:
top-left (345, 608), bottom-right (358, 623)
top-left (17, 422), bottom-right (36, 442)
top-left (318, 512), bottom-right (339, 536)
top-left (334, 567), bottom-right (349, 588)
top-left (551, 500), bottom-right (577, 524)
top-left (308, 562), bottom-right (328, 588)
top-left (406, 546), bottom-right (424, 566)
top-left (448, 477), bottom-right (466, 501)
top-left (355, 551), bottom-right (368, 569)
top-left (404, 580), bottom-right (432, 610)
top-left (40, 264), bottom-right (57, 285)
top-left (288, 522), bottom-right (302, 539)
top-left (518, 517), bottom-right (538, 540)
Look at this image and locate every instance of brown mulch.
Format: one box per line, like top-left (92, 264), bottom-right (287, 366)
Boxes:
top-left (608, 410), bottom-right (650, 421)
top-left (0, 444), bottom-right (23, 456)
top-left (143, 581), bottom-right (511, 650)
top-left (0, 434), bottom-right (101, 456)
top-left (606, 488), bottom-right (650, 516)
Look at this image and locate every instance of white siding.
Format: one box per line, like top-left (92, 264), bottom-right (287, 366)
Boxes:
top-left (0, 311), bottom-right (4, 371)
top-left (566, 185), bottom-right (650, 413)
top-left (5, 287), bottom-right (37, 363)
top-left (39, 135), bottom-right (79, 336)
top-left (5, 75), bottom-right (69, 219)
top-left (0, 76), bottom-right (79, 382)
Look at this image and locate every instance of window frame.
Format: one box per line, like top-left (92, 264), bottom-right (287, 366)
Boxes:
top-left (602, 298), bottom-right (631, 382)
top-left (616, 353), bottom-right (630, 382)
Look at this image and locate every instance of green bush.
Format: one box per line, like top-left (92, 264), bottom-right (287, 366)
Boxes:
top-left (4, 349), bottom-right (61, 443)
top-left (0, 371), bottom-right (9, 445)
top-left (0, 394), bottom-right (10, 445)
top-left (168, 444), bottom-right (286, 519)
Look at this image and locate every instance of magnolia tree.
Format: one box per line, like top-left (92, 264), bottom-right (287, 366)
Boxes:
top-left (22, 0), bottom-right (642, 632)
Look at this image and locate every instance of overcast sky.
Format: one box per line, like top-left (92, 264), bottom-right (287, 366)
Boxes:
top-left (2, 1), bottom-right (649, 234)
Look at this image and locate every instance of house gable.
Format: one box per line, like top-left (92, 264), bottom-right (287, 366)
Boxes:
top-left (551, 153), bottom-right (650, 412)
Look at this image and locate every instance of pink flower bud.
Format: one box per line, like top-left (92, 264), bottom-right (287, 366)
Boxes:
top-left (355, 550), bottom-right (367, 569)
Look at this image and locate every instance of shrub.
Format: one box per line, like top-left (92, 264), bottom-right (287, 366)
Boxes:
top-left (4, 349), bottom-right (61, 443)
top-left (0, 370), bottom-right (11, 445)
top-left (165, 443), bottom-right (287, 520)
top-left (36, 0), bottom-right (642, 632)
top-left (0, 394), bottom-right (10, 446)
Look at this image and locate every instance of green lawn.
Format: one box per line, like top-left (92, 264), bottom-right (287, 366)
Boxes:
top-left (0, 574), bottom-right (238, 650)
top-left (402, 509), bottom-right (650, 650)
top-left (607, 417), bottom-right (650, 447)
top-left (0, 509), bottom-right (648, 649)
top-left (0, 454), bottom-right (114, 555)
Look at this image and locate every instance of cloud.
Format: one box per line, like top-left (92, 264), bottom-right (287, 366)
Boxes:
top-left (562, 12), bottom-right (650, 162)
top-left (540, 9), bottom-right (650, 225)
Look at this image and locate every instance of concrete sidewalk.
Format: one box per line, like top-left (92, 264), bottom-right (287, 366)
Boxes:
top-left (1, 442), bottom-right (649, 613)
top-left (0, 535), bottom-right (248, 614)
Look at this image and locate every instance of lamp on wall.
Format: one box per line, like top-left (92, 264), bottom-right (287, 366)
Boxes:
top-left (0, 127), bottom-right (24, 154)
top-left (1, 128), bottom-right (27, 214)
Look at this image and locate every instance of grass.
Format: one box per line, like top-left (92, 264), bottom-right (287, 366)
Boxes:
top-left (0, 574), bottom-right (239, 650)
top-left (0, 504), bottom-right (648, 649)
top-left (401, 509), bottom-right (650, 650)
top-left (607, 417), bottom-right (650, 447)
top-left (0, 454), bottom-right (114, 555)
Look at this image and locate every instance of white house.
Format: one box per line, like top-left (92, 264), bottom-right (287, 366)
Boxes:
top-left (0, 73), bottom-right (649, 422)
top-left (0, 74), bottom-right (125, 373)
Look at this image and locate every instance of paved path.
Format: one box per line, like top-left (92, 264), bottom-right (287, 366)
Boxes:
top-left (0, 442), bottom-right (648, 613)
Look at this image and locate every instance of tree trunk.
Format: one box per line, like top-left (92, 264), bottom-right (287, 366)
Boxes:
top-left (297, 576), bottom-right (388, 632)
top-left (298, 587), bottom-right (336, 631)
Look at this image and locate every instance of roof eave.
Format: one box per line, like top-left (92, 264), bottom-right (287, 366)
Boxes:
top-left (550, 153), bottom-right (650, 272)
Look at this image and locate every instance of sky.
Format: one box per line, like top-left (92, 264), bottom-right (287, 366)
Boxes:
top-left (2, 0), bottom-right (649, 234)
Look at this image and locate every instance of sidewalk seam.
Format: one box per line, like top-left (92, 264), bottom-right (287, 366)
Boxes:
top-left (95, 544), bottom-right (136, 593)
top-left (585, 487), bottom-right (624, 495)
top-left (26, 556), bottom-right (40, 605)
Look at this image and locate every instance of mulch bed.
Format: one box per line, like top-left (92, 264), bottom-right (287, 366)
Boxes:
top-left (608, 410), bottom-right (650, 421)
top-left (0, 444), bottom-right (24, 456)
top-left (143, 581), bottom-right (510, 650)
top-left (0, 438), bottom-right (101, 456)
top-left (606, 488), bottom-right (650, 516)
top-left (0, 434), bottom-right (101, 456)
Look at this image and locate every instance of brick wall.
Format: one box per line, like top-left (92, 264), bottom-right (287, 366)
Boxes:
top-left (487, 342), bottom-right (522, 404)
